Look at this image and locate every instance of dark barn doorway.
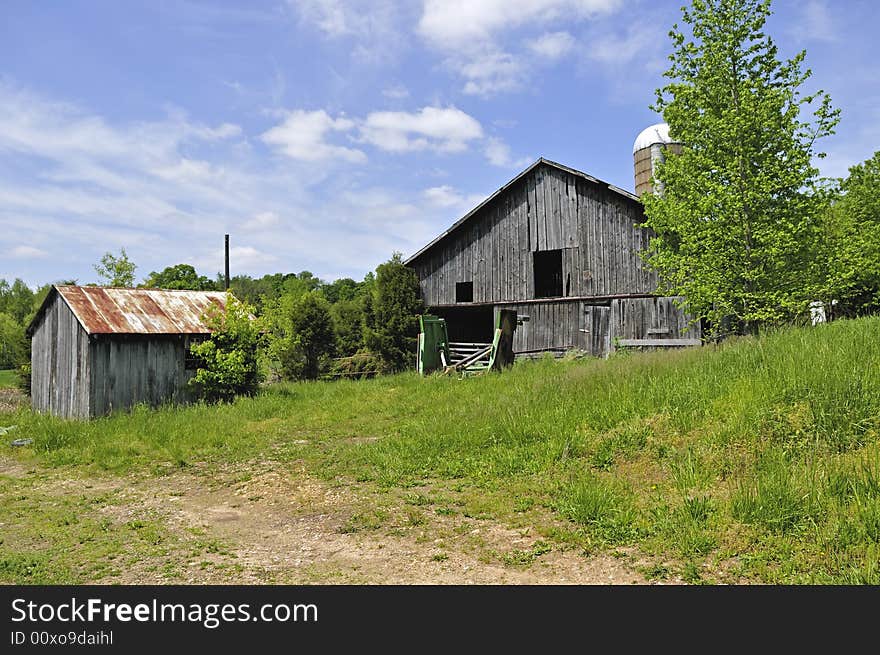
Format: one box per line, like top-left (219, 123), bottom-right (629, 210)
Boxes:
top-left (431, 305), bottom-right (495, 343)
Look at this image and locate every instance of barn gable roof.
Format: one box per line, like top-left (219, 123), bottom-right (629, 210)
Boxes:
top-left (405, 157), bottom-right (640, 265)
top-left (27, 286), bottom-right (229, 336)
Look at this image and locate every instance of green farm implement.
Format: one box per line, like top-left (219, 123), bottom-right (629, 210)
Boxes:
top-left (417, 310), bottom-right (517, 376)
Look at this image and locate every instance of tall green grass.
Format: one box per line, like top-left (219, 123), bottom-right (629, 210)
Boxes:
top-left (3, 316), bottom-right (880, 583)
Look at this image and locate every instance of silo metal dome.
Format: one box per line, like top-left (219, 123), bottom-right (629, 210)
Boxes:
top-left (633, 123), bottom-right (673, 153)
top-left (633, 122), bottom-right (681, 196)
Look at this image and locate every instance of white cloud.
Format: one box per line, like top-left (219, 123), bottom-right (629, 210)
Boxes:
top-left (260, 109), bottom-right (366, 163)
top-left (460, 50), bottom-right (525, 96)
top-left (418, 0), bottom-right (618, 47)
top-left (153, 158), bottom-right (217, 183)
top-left (424, 185), bottom-right (464, 208)
top-left (229, 245), bottom-right (278, 267)
top-left (419, 0), bottom-right (620, 96)
top-left (493, 118), bottom-right (518, 129)
top-left (360, 106), bottom-right (484, 153)
top-left (290, 0), bottom-right (410, 64)
top-left (790, 0), bottom-right (836, 43)
top-left (587, 21), bottom-right (659, 66)
top-left (484, 137), bottom-right (531, 168)
top-left (526, 31), bottom-right (576, 59)
top-left (382, 84), bottom-right (410, 99)
top-left (241, 211), bottom-right (281, 231)
top-left (9, 245), bottom-right (48, 259)
top-left (423, 185), bottom-right (486, 211)
top-left (294, 0), bottom-right (352, 37)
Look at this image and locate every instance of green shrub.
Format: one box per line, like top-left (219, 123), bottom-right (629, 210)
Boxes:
top-left (16, 362), bottom-right (31, 396)
top-left (188, 294), bottom-right (263, 403)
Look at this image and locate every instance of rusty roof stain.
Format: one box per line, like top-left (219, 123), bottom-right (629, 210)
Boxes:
top-left (32, 286), bottom-right (230, 335)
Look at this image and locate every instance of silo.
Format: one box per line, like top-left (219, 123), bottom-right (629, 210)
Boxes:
top-left (633, 123), bottom-right (682, 196)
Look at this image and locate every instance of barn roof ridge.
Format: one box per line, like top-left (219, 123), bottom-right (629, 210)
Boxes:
top-left (404, 157), bottom-right (640, 265)
top-left (27, 285), bottom-right (231, 337)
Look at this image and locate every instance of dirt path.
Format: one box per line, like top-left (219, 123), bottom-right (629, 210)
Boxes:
top-left (2, 457), bottom-right (670, 584)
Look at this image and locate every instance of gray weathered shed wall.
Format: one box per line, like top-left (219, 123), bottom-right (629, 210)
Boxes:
top-left (410, 163), bottom-right (657, 306)
top-left (30, 293), bottom-right (91, 419)
top-left (88, 336), bottom-right (195, 417)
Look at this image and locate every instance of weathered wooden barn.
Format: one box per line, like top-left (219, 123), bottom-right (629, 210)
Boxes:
top-left (26, 286), bottom-right (228, 419)
top-left (405, 158), bottom-right (700, 357)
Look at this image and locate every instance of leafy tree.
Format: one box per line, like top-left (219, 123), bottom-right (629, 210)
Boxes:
top-left (142, 264), bottom-right (216, 290)
top-left (323, 277), bottom-right (361, 304)
top-left (0, 278), bottom-right (35, 325)
top-left (94, 248), bottom-right (137, 287)
top-left (188, 294), bottom-right (262, 403)
top-left (0, 280), bottom-right (9, 316)
top-left (224, 272), bottom-right (322, 312)
top-left (288, 292), bottom-right (335, 380)
top-left (330, 298), bottom-right (365, 357)
top-left (363, 253), bottom-right (423, 371)
top-left (642, 0), bottom-right (839, 335)
top-left (823, 152), bottom-right (880, 316)
top-left (265, 291), bottom-right (335, 380)
top-left (0, 313), bottom-right (27, 369)
top-left (280, 271), bottom-right (323, 300)
top-left (224, 274), bottom-right (275, 311)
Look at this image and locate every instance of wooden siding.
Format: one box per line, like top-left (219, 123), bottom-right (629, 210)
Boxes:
top-left (609, 297), bottom-right (701, 345)
top-left (411, 163), bottom-right (657, 306)
top-left (30, 293), bottom-right (91, 419)
top-left (497, 297), bottom-right (696, 358)
top-left (502, 301), bottom-right (580, 354)
top-left (88, 336), bottom-right (195, 417)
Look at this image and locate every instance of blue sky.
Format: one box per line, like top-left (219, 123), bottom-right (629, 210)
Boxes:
top-left (1, 0), bottom-right (877, 287)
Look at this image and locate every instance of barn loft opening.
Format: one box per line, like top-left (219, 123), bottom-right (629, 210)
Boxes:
top-left (455, 281), bottom-right (474, 303)
top-left (534, 249), bottom-right (563, 298)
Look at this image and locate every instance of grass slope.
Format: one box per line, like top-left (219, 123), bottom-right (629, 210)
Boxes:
top-left (0, 369), bottom-right (17, 388)
top-left (3, 317), bottom-right (880, 583)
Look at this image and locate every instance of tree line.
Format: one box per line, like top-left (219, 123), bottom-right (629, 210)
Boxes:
top-left (0, 252), bottom-right (424, 396)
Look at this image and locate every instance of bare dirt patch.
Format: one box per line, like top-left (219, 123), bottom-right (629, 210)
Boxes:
top-left (113, 462), bottom-right (663, 584)
top-left (0, 388), bottom-right (25, 413)
top-left (1, 456), bottom-right (671, 584)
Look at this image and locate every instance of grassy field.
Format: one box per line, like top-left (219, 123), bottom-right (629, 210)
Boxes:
top-left (0, 369), bottom-right (17, 388)
top-left (2, 316), bottom-right (879, 584)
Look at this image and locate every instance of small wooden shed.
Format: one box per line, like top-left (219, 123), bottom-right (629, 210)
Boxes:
top-left (26, 285), bottom-right (228, 419)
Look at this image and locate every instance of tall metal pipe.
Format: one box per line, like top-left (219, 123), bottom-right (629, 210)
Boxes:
top-left (224, 234), bottom-right (230, 291)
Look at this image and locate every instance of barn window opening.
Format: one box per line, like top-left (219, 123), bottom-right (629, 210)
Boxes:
top-left (534, 250), bottom-right (563, 298)
top-left (184, 351), bottom-right (201, 371)
top-left (184, 338), bottom-right (205, 371)
top-left (456, 281), bottom-right (474, 303)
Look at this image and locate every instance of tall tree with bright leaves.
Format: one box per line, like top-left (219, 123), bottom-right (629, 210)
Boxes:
top-left (642, 0), bottom-right (839, 335)
top-left (94, 248), bottom-right (137, 287)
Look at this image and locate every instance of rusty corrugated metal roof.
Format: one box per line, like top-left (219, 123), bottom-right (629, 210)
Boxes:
top-left (53, 286), bottom-right (229, 335)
